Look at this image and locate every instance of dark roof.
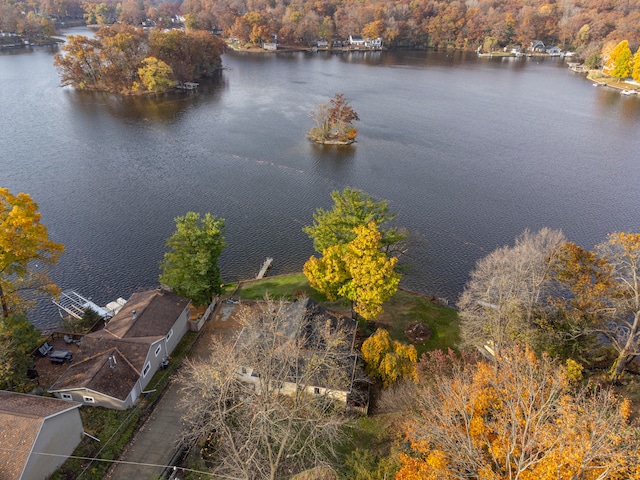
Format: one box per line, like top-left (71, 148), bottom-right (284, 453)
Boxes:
top-left (49, 344), bottom-right (144, 400)
top-left (105, 288), bottom-right (190, 339)
top-left (48, 288), bottom-right (189, 401)
top-left (0, 392), bottom-right (81, 479)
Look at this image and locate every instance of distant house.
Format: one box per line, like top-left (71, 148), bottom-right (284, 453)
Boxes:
top-left (0, 391), bottom-right (83, 480)
top-left (349, 35), bottom-right (365, 46)
top-left (364, 37), bottom-right (383, 48)
top-left (545, 45), bottom-right (561, 55)
top-left (316, 39), bottom-right (328, 49)
top-left (49, 287), bottom-right (191, 409)
top-left (234, 298), bottom-right (368, 411)
top-left (263, 42), bottom-right (278, 51)
top-left (529, 40), bottom-right (545, 52)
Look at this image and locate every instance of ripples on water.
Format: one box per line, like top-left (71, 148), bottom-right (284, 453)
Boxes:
top-left (1, 41), bottom-right (640, 330)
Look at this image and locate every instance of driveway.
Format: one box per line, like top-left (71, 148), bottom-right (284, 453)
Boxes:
top-left (107, 303), bottom-right (239, 479)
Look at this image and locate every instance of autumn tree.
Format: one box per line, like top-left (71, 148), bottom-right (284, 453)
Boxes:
top-left (632, 47), bottom-right (640, 82)
top-left (304, 221), bottom-right (400, 320)
top-left (159, 212), bottom-right (226, 306)
top-left (361, 328), bottom-right (417, 386)
top-left (149, 29), bottom-right (225, 82)
top-left (135, 56), bottom-right (174, 92)
top-left (55, 26), bottom-right (224, 93)
top-left (0, 187), bottom-right (64, 318)
top-left (177, 298), bottom-right (354, 479)
top-left (604, 39), bottom-right (632, 81)
top-left (457, 228), bottom-right (566, 353)
top-left (307, 93), bottom-right (359, 144)
top-left (303, 188), bottom-right (406, 255)
top-left (395, 345), bottom-right (640, 479)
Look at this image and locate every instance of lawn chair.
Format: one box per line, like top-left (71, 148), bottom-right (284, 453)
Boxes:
top-left (38, 342), bottom-right (53, 357)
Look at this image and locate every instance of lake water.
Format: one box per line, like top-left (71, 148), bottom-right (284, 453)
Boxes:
top-left (2, 33), bottom-right (640, 330)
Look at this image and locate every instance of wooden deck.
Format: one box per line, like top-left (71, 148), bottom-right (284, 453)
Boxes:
top-left (256, 257), bottom-right (273, 279)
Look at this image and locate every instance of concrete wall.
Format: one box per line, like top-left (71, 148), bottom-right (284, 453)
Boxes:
top-left (22, 408), bottom-right (83, 480)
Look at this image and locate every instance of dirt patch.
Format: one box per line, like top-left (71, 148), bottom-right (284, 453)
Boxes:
top-left (404, 322), bottom-right (432, 343)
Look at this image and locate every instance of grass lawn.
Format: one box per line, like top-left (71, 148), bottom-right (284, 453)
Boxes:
top-left (235, 274), bottom-right (460, 356)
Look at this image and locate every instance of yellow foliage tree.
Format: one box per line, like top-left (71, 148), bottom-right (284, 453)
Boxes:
top-left (397, 345), bottom-right (640, 479)
top-left (137, 56), bottom-right (174, 92)
top-left (0, 187), bottom-right (64, 317)
top-left (361, 328), bottom-right (417, 386)
top-left (304, 221), bottom-right (400, 320)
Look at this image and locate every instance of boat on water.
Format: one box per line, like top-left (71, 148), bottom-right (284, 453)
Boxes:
top-left (620, 89), bottom-right (636, 96)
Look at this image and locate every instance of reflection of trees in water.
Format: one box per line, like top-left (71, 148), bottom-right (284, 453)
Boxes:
top-left (594, 88), bottom-right (640, 125)
top-left (65, 71), bottom-right (228, 123)
top-left (309, 143), bottom-right (356, 164)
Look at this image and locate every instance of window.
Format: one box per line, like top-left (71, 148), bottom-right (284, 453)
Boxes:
top-left (142, 362), bottom-right (151, 377)
top-left (166, 329), bottom-right (173, 341)
top-left (314, 387), bottom-right (321, 395)
top-left (83, 396), bottom-right (95, 403)
top-left (155, 345), bottom-right (162, 357)
top-left (61, 393), bottom-right (73, 400)
top-left (241, 367), bottom-right (247, 374)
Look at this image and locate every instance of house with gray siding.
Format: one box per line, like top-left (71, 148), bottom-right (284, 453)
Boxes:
top-left (0, 391), bottom-right (83, 480)
top-left (49, 287), bottom-right (190, 409)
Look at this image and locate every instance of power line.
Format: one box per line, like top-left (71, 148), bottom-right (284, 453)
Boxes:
top-left (0, 446), bottom-right (234, 478)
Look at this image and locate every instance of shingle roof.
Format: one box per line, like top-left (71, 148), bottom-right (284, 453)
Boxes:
top-left (49, 345), bottom-right (143, 400)
top-left (104, 288), bottom-right (190, 339)
top-left (48, 288), bottom-right (189, 401)
top-left (0, 392), bottom-right (81, 480)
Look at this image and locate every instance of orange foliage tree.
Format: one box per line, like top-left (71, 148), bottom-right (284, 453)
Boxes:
top-left (397, 346), bottom-right (640, 479)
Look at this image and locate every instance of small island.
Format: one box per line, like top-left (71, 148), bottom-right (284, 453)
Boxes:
top-left (307, 93), bottom-right (359, 145)
top-left (54, 25), bottom-right (225, 95)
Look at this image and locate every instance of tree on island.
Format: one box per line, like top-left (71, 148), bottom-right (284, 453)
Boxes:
top-left (308, 93), bottom-right (359, 145)
top-left (159, 212), bottom-right (226, 306)
top-left (54, 25), bottom-right (224, 94)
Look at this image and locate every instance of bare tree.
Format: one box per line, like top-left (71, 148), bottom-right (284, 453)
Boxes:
top-left (177, 298), bottom-right (362, 480)
top-left (595, 233), bottom-right (640, 380)
top-left (458, 228), bottom-right (567, 352)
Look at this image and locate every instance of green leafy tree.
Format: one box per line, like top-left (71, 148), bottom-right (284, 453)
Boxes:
top-left (604, 39), bottom-right (632, 81)
top-left (136, 56), bottom-right (174, 92)
top-left (0, 314), bottom-right (41, 389)
top-left (0, 187), bottom-right (64, 318)
top-left (304, 221), bottom-right (400, 319)
top-left (361, 328), bottom-right (417, 386)
top-left (303, 188), bottom-right (406, 255)
top-left (159, 212), bottom-right (226, 306)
